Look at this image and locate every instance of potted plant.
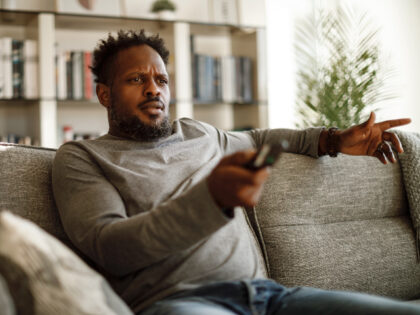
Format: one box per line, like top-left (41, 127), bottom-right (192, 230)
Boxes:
top-left (150, 0), bottom-right (176, 20)
top-left (294, 4), bottom-right (396, 129)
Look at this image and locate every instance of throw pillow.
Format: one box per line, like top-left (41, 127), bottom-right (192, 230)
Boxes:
top-left (0, 211), bottom-right (133, 315)
top-left (0, 274), bottom-right (15, 315)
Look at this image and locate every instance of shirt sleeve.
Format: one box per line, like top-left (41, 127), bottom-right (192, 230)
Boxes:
top-left (196, 120), bottom-right (324, 158)
top-left (52, 143), bottom-right (232, 277)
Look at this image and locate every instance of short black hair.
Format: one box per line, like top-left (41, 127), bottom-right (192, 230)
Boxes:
top-left (91, 29), bottom-right (170, 85)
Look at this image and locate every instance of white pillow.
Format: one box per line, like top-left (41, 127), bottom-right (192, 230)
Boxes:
top-left (0, 211), bottom-right (133, 315)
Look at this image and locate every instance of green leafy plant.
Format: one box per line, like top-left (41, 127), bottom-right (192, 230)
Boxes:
top-left (294, 4), bottom-right (396, 129)
top-left (150, 0), bottom-right (176, 13)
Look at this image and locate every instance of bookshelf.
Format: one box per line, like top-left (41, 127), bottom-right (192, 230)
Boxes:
top-left (0, 8), bottom-right (267, 148)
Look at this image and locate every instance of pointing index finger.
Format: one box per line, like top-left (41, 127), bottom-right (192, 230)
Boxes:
top-left (378, 118), bottom-right (412, 131)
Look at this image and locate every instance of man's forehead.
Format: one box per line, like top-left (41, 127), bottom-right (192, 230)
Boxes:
top-left (115, 45), bottom-right (167, 74)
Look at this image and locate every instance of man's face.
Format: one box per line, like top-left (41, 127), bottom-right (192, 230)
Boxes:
top-left (103, 44), bottom-right (172, 141)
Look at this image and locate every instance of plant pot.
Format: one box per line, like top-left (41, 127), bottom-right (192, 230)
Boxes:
top-left (156, 10), bottom-right (175, 21)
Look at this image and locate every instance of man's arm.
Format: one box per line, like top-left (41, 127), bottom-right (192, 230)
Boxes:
top-left (196, 119), bottom-right (324, 158)
top-left (52, 144), bottom-right (232, 277)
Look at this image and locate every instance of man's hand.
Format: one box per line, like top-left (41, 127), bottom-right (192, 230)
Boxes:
top-left (320, 112), bottom-right (411, 164)
top-left (207, 151), bottom-right (270, 209)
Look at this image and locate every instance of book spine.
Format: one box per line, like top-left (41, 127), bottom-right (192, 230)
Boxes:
top-left (198, 54), bottom-right (206, 102)
top-left (66, 51), bottom-right (73, 99)
top-left (12, 39), bottom-right (24, 98)
top-left (23, 39), bottom-right (38, 99)
top-left (221, 56), bottom-right (235, 103)
top-left (91, 52), bottom-right (97, 102)
top-left (1, 38), bottom-right (13, 99)
top-left (0, 39), bottom-right (4, 98)
top-left (72, 51), bottom-right (83, 100)
top-left (192, 54), bottom-right (199, 100)
top-left (83, 51), bottom-right (92, 100)
top-left (56, 52), bottom-right (67, 99)
top-left (242, 57), bottom-right (253, 103)
top-left (206, 55), bottom-right (214, 102)
top-left (214, 56), bottom-right (222, 102)
top-left (235, 57), bottom-right (242, 103)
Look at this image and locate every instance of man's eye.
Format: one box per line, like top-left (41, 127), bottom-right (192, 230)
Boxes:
top-left (159, 79), bottom-right (168, 84)
top-left (130, 77), bottom-right (143, 83)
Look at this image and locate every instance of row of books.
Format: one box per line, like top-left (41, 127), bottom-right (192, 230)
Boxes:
top-left (0, 38), bottom-right (39, 99)
top-left (55, 50), bottom-right (96, 101)
top-left (192, 54), bottom-right (253, 104)
top-left (1, 41), bottom-right (254, 104)
top-left (0, 134), bottom-right (39, 146)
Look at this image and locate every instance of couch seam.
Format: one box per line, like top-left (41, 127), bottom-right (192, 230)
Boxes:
top-left (259, 213), bottom-right (411, 229)
top-left (245, 206), bottom-right (272, 278)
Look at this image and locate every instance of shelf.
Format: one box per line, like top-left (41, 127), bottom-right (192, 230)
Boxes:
top-left (0, 9), bottom-right (38, 26)
top-left (0, 98), bottom-right (41, 103)
top-left (193, 100), bottom-right (260, 106)
top-left (0, 7), bottom-right (267, 147)
top-left (0, 8), bottom-right (265, 31)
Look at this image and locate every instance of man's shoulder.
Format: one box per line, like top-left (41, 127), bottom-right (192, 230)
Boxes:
top-left (176, 118), bottom-right (218, 135)
top-left (54, 140), bottom-right (94, 166)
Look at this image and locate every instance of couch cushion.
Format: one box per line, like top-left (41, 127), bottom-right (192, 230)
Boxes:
top-left (0, 211), bottom-right (133, 315)
top-left (255, 153), bottom-right (420, 300)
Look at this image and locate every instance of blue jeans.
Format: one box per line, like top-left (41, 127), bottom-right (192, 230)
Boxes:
top-left (139, 279), bottom-right (420, 315)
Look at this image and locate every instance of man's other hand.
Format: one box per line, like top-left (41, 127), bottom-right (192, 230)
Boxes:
top-left (335, 112), bottom-right (411, 164)
top-left (207, 151), bottom-right (270, 209)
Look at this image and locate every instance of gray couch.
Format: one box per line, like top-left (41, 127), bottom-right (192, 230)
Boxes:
top-left (1, 141), bottom-right (420, 311)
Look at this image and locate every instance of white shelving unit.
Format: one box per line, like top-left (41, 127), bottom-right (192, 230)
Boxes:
top-left (0, 8), bottom-right (267, 148)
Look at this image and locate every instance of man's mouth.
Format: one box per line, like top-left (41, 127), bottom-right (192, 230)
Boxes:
top-left (139, 100), bottom-right (164, 115)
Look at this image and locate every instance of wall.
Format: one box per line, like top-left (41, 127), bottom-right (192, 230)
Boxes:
top-left (266, 0), bottom-right (420, 132)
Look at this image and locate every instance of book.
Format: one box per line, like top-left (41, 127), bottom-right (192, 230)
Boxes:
top-left (83, 51), bottom-right (93, 100)
top-left (71, 51), bottom-right (83, 100)
top-left (241, 56), bottom-right (253, 103)
top-left (0, 37), bottom-right (13, 99)
top-left (12, 39), bottom-right (24, 98)
top-left (214, 56), bottom-right (223, 101)
top-left (221, 55), bottom-right (235, 103)
top-left (23, 39), bottom-right (38, 99)
top-left (56, 52), bottom-right (67, 99)
top-left (65, 51), bottom-right (73, 99)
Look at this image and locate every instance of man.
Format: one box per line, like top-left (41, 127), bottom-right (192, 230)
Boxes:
top-left (52, 30), bottom-right (418, 314)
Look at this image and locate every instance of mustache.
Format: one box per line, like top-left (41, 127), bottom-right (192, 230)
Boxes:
top-left (138, 97), bottom-right (165, 109)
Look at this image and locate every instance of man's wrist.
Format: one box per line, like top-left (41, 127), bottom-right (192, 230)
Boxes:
top-left (326, 127), bottom-right (340, 157)
top-left (318, 128), bottom-right (342, 157)
top-left (318, 129), bottom-right (328, 156)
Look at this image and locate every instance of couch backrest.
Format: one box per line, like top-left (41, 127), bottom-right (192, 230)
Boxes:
top-left (255, 152), bottom-right (420, 300)
top-left (0, 144), bottom-right (71, 247)
top-left (0, 143), bottom-right (103, 272)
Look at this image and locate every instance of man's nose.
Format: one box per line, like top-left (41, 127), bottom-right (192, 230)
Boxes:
top-left (144, 80), bottom-right (160, 97)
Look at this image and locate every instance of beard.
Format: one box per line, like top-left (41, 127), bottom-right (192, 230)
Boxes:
top-left (109, 98), bottom-right (172, 142)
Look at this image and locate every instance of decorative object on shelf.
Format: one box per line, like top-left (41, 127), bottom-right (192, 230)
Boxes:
top-left (150, 0), bottom-right (176, 21)
top-left (294, 3), bottom-right (396, 129)
top-left (55, 0), bottom-right (121, 17)
top-left (62, 125), bottom-right (74, 143)
top-left (210, 0), bottom-right (238, 25)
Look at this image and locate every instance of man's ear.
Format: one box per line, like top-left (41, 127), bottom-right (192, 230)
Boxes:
top-left (96, 83), bottom-right (111, 108)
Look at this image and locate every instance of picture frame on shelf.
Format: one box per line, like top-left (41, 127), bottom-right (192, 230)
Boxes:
top-left (55, 0), bottom-right (121, 17)
top-left (209, 0), bottom-right (238, 25)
